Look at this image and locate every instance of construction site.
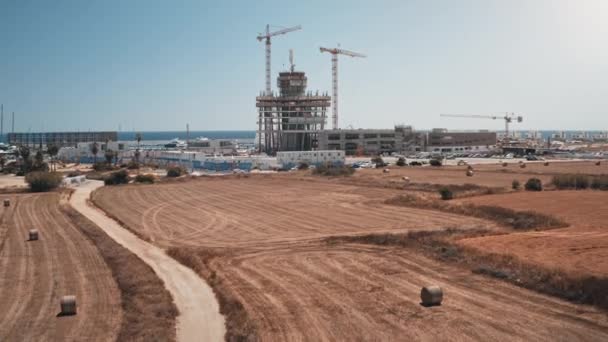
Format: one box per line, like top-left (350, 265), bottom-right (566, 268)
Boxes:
top-left (1, 10), bottom-right (608, 342)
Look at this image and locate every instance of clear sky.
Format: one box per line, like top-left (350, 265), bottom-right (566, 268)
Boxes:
top-left (1, 0), bottom-right (606, 132)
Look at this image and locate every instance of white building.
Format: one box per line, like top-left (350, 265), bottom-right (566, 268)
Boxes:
top-left (276, 150), bottom-right (345, 168)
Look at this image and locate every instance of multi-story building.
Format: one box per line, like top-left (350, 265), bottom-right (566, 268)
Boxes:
top-left (256, 68), bottom-right (330, 154)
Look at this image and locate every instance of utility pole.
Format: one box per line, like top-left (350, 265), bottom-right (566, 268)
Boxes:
top-left (12, 112), bottom-right (15, 133)
top-left (1, 104), bottom-right (3, 142)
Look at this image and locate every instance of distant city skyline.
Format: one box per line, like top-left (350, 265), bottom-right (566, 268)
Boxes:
top-left (1, 0), bottom-right (606, 132)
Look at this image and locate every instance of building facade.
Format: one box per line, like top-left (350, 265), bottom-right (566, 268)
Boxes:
top-left (8, 131), bottom-right (118, 148)
top-left (256, 70), bottom-right (330, 154)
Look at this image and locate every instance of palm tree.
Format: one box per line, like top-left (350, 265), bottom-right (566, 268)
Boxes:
top-left (47, 144), bottom-right (59, 171)
top-left (91, 142), bottom-right (99, 164)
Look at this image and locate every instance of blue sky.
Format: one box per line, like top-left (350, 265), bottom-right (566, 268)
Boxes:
top-left (1, 0), bottom-right (606, 132)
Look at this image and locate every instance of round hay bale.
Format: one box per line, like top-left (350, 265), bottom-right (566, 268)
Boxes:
top-left (421, 286), bottom-right (443, 306)
top-left (596, 161), bottom-right (601, 166)
top-left (3, 199), bottom-right (10, 207)
top-left (402, 176), bottom-right (410, 183)
top-left (502, 162), bottom-right (508, 167)
top-left (520, 163), bottom-right (526, 169)
top-left (29, 229), bottom-right (39, 241)
top-left (467, 165), bottom-right (474, 170)
top-left (544, 161), bottom-right (549, 166)
top-left (60, 295), bottom-right (77, 315)
top-left (383, 169), bottom-right (390, 173)
top-left (466, 170), bottom-right (474, 177)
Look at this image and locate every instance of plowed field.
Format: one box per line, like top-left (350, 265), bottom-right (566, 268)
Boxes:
top-left (0, 193), bottom-right (122, 341)
top-left (94, 176), bottom-right (608, 340)
top-left (458, 190), bottom-right (608, 277)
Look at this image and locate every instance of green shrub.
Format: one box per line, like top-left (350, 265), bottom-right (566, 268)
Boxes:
top-left (25, 171), bottom-right (63, 192)
top-left (429, 159), bottom-right (442, 167)
top-left (312, 164), bottom-right (354, 177)
top-left (512, 179), bottom-right (520, 190)
top-left (396, 157), bottom-right (406, 167)
top-left (166, 165), bottom-right (185, 177)
top-left (104, 170), bottom-right (129, 185)
top-left (135, 174), bottom-right (155, 184)
top-left (127, 161), bottom-right (140, 170)
top-left (439, 187), bottom-right (454, 200)
top-left (525, 178), bottom-right (543, 191)
top-left (66, 170), bottom-right (82, 178)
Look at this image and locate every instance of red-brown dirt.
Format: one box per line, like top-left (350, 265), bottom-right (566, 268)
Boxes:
top-left (458, 190), bottom-right (608, 277)
top-left (94, 176), bottom-right (608, 340)
top-left (0, 193), bottom-right (122, 341)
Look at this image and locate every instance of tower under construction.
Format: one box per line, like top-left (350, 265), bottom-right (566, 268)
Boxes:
top-left (256, 63), bottom-right (330, 154)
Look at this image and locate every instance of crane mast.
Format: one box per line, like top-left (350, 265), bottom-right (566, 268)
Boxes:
top-left (320, 47), bottom-right (366, 129)
top-left (256, 24), bottom-right (302, 95)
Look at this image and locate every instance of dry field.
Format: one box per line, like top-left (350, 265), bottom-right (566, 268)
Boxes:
top-left (95, 175), bottom-right (608, 340)
top-left (472, 160), bottom-right (608, 175)
top-left (0, 193), bottom-right (122, 341)
top-left (458, 190), bottom-right (608, 277)
top-left (93, 177), bottom-right (494, 248)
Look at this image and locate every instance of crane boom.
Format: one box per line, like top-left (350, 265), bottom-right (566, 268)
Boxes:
top-left (256, 24), bottom-right (302, 95)
top-left (320, 46), bottom-right (366, 129)
top-left (257, 25), bottom-right (302, 41)
top-left (440, 113), bottom-right (523, 137)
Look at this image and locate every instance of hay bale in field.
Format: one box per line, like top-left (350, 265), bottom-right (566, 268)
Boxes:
top-left (466, 170), bottom-right (474, 177)
top-left (544, 161), bottom-right (549, 166)
top-left (520, 163), bottom-right (526, 168)
top-left (28, 229), bottom-right (39, 241)
top-left (402, 176), bottom-right (410, 184)
top-left (467, 165), bottom-right (474, 170)
top-left (421, 286), bottom-right (443, 306)
top-left (502, 162), bottom-right (508, 167)
top-left (3, 199), bottom-right (9, 207)
top-left (383, 169), bottom-right (390, 173)
top-left (596, 161), bottom-right (601, 166)
top-left (60, 296), bottom-right (77, 315)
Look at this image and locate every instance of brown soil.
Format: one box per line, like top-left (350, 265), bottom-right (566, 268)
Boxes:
top-left (0, 192), bottom-right (122, 341)
top-left (93, 176), bottom-right (493, 249)
top-left (94, 175), bottom-right (608, 340)
top-left (458, 191), bottom-right (608, 277)
top-left (472, 160), bottom-right (608, 175)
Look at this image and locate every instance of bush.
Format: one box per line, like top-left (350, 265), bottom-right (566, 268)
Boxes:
top-left (429, 159), bottom-right (442, 167)
top-left (104, 170), bottom-right (129, 185)
top-left (127, 161), bottom-right (140, 170)
top-left (312, 164), bottom-right (355, 177)
top-left (439, 187), bottom-right (453, 200)
top-left (135, 174), bottom-right (155, 184)
top-left (512, 179), bottom-right (520, 190)
top-left (66, 170), bottom-right (82, 178)
top-left (166, 165), bottom-right (186, 177)
top-left (25, 171), bottom-right (63, 192)
top-left (552, 174), bottom-right (608, 190)
top-left (93, 161), bottom-right (114, 172)
top-left (297, 162), bottom-right (309, 170)
top-left (396, 157), bottom-right (406, 167)
top-left (525, 178), bottom-right (543, 191)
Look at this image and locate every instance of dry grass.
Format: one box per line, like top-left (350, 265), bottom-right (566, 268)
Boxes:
top-left (61, 205), bottom-right (178, 341)
top-left (326, 230), bottom-right (608, 310)
top-left (167, 247), bottom-right (258, 342)
top-left (386, 194), bottom-right (567, 230)
top-left (552, 174), bottom-right (608, 190)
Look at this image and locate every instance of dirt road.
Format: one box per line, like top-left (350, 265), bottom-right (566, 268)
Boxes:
top-left (71, 181), bottom-right (225, 342)
top-left (0, 193), bottom-right (122, 341)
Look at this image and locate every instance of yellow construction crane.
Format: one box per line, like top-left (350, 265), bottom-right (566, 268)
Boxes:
top-left (440, 113), bottom-right (523, 136)
top-left (320, 46), bottom-right (366, 130)
top-left (257, 25), bottom-right (302, 95)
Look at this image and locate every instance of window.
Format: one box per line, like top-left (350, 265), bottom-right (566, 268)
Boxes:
top-left (366, 141), bottom-right (378, 145)
top-left (363, 133), bottom-right (378, 139)
top-left (345, 134), bottom-right (360, 140)
top-left (328, 134), bottom-right (341, 140)
top-left (380, 133), bottom-right (395, 138)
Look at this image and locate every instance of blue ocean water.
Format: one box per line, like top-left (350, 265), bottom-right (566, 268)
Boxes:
top-left (118, 130), bottom-right (256, 141)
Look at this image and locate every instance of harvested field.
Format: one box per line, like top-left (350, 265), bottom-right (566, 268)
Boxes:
top-left (458, 191), bottom-right (608, 277)
top-left (472, 160), bottom-right (608, 175)
top-left (178, 243), bottom-right (608, 341)
top-left (0, 192), bottom-right (122, 341)
top-left (95, 175), bottom-right (608, 340)
top-left (93, 177), bottom-right (495, 248)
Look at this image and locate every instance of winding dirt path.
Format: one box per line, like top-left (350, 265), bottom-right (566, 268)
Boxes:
top-left (70, 180), bottom-right (225, 342)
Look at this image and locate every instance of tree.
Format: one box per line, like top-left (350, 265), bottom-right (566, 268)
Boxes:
top-left (47, 144), bottom-right (59, 171)
top-left (91, 142), bottom-right (99, 163)
top-left (18, 146), bottom-right (32, 174)
top-left (105, 149), bottom-right (114, 165)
